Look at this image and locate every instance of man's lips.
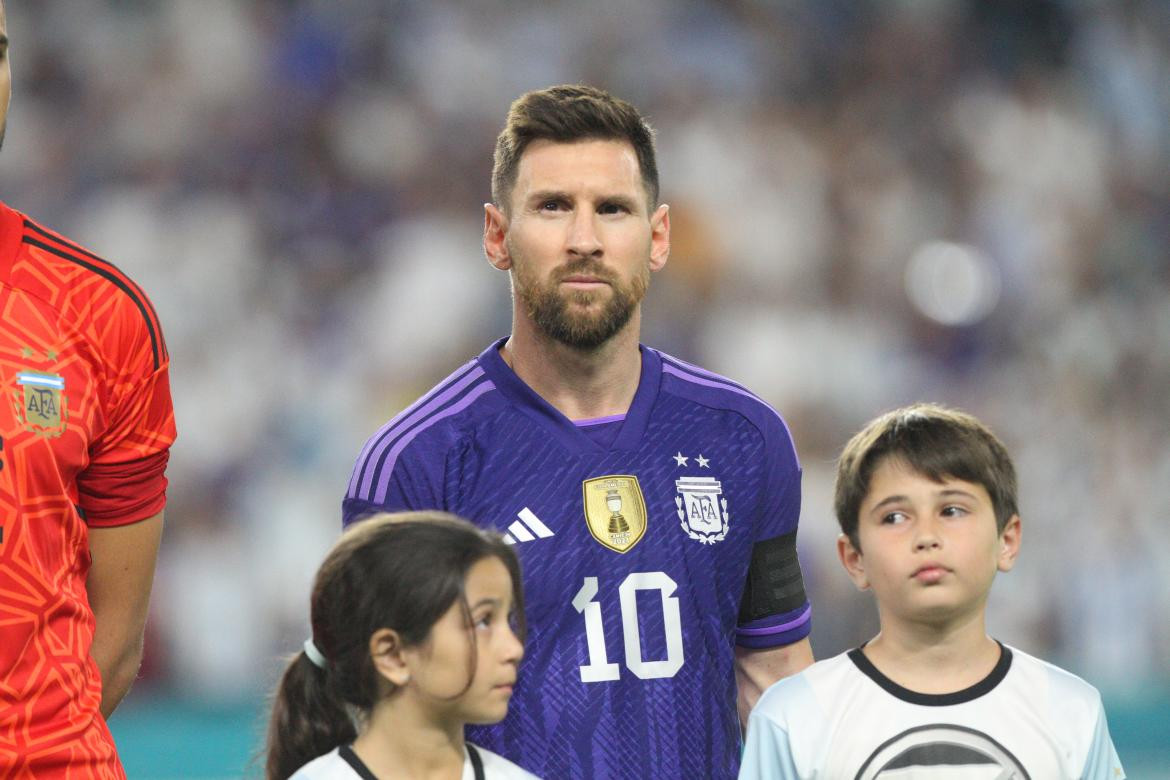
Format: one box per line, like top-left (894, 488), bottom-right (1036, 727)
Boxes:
top-left (561, 275), bottom-right (609, 286)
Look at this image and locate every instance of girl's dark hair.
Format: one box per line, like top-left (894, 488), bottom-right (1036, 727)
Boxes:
top-left (265, 511), bottom-right (525, 780)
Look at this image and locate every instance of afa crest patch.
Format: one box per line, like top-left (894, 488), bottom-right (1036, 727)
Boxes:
top-left (16, 371), bottom-right (68, 437)
top-left (582, 475), bottom-right (647, 553)
top-left (675, 476), bottom-right (729, 544)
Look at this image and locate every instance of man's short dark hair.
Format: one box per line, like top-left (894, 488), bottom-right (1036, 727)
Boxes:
top-left (491, 84), bottom-right (659, 213)
top-left (834, 403), bottom-right (1019, 551)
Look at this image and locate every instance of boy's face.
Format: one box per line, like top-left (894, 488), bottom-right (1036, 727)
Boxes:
top-left (837, 456), bottom-right (1020, 628)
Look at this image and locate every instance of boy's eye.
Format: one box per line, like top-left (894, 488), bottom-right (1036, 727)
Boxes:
top-left (881, 511), bottom-right (909, 525)
top-left (941, 505), bottom-right (968, 518)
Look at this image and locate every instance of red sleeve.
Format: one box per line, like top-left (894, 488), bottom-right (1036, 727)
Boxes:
top-left (78, 286), bottom-right (177, 526)
top-left (78, 450), bottom-right (170, 526)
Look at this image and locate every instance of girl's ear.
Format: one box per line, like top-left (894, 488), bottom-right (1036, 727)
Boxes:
top-left (369, 628), bottom-right (411, 687)
top-left (837, 534), bottom-right (870, 591)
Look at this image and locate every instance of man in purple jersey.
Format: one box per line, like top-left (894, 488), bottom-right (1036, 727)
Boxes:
top-left (344, 85), bottom-right (814, 779)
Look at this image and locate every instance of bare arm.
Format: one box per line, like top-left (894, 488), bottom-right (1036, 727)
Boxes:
top-left (86, 511), bottom-right (165, 719)
top-left (735, 637), bottom-right (814, 729)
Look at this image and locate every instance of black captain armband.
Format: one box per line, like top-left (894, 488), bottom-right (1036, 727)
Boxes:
top-left (738, 530), bottom-right (807, 623)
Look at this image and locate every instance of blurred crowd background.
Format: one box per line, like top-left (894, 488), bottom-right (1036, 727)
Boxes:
top-left (3, 0), bottom-right (1167, 776)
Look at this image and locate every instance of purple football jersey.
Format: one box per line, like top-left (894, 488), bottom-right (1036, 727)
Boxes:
top-left (344, 340), bottom-right (809, 779)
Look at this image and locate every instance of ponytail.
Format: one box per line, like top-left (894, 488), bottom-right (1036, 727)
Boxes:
top-left (265, 650), bottom-right (356, 780)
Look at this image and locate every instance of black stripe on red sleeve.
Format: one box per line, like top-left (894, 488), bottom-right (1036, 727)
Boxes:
top-left (22, 234), bottom-right (165, 371)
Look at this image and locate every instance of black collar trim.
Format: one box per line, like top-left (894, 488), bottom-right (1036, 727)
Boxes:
top-left (338, 745), bottom-right (380, 780)
top-left (847, 640), bottom-right (1013, 706)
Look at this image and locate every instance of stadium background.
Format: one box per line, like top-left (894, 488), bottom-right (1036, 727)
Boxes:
top-left (2, 0), bottom-right (1167, 777)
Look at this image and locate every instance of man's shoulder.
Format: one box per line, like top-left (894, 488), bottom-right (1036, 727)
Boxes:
top-left (358, 357), bottom-right (507, 456)
top-left (2, 208), bottom-right (168, 370)
top-left (652, 348), bottom-right (794, 439)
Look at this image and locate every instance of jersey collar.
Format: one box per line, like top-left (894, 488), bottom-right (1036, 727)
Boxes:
top-left (477, 336), bottom-right (662, 453)
top-left (848, 641), bottom-right (1013, 706)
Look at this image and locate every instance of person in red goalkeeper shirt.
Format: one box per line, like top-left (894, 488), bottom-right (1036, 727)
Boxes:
top-left (0, 4), bottom-right (177, 777)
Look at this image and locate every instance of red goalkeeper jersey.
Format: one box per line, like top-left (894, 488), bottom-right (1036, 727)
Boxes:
top-left (0, 202), bottom-right (176, 778)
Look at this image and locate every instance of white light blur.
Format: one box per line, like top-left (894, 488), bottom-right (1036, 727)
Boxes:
top-left (904, 241), bottom-right (1002, 326)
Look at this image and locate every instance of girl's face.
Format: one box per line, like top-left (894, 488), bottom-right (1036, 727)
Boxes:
top-left (405, 556), bottom-right (524, 725)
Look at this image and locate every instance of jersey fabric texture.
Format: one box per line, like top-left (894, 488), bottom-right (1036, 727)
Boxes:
top-left (0, 203), bottom-right (175, 778)
top-left (290, 743), bottom-right (541, 780)
top-left (344, 339), bottom-right (809, 779)
top-left (740, 643), bottom-right (1126, 779)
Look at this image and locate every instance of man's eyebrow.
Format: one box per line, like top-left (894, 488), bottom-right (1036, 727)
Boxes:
top-left (525, 189), bottom-right (571, 204)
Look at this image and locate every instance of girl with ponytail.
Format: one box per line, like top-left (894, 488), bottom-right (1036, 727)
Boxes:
top-left (266, 512), bottom-right (537, 779)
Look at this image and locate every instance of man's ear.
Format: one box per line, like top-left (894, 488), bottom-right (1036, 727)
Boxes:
top-left (997, 514), bottom-right (1021, 573)
top-left (837, 533), bottom-right (870, 591)
top-left (369, 628), bottom-right (412, 687)
top-left (648, 203), bottom-right (670, 272)
top-left (484, 203), bottom-right (512, 271)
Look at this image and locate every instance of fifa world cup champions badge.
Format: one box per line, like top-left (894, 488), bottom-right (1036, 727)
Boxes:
top-left (582, 475), bottom-right (648, 553)
top-left (15, 371), bottom-right (68, 437)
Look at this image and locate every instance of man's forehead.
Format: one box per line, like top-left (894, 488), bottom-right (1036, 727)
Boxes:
top-left (513, 138), bottom-right (642, 192)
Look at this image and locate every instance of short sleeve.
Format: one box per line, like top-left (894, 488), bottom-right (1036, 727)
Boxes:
top-left (736, 409), bottom-right (810, 647)
top-left (342, 426), bottom-right (448, 526)
top-left (739, 708), bottom-right (801, 780)
top-left (78, 287), bottom-right (176, 526)
top-left (1080, 700), bottom-right (1125, 779)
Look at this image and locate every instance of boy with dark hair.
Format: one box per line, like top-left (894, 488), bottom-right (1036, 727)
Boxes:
top-left (740, 403), bottom-right (1124, 779)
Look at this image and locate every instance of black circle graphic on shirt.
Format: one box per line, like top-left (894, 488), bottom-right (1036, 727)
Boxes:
top-left (855, 723), bottom-right (1030, 780)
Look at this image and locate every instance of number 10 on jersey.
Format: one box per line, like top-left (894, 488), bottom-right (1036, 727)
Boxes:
top-left (572, 572), bottom-right (685, 682)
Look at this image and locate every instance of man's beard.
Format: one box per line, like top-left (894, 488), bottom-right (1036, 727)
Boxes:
top-left (512, 253), bottom-right (649, 351)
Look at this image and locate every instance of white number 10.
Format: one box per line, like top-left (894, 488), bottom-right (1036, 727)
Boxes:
top-left (571, 572), bottom-right (685, 683)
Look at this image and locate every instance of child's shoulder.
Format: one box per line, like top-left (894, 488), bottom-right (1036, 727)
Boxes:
top-left (1003, 643), bottom-right (1104, 712)
top-left (753, 650), bottom-right (857, 724)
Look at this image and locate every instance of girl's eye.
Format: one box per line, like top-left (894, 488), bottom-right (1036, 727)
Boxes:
top-left (475, 612), bottom-right (493, 630)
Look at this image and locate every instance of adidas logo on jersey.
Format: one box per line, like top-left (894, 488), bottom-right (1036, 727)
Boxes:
top-left (503, 508), bottom-right (555, 545)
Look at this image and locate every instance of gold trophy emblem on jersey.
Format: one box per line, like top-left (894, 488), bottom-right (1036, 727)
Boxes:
top-left (582, 475), bottom-right (647, 553)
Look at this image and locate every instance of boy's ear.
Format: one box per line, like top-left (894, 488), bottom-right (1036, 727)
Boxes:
top-left (369, 628), bottom-right (412, 687)
top-left (997, 514), bottom-right (1022, 573)
top-left (837, 533), bottom-right (870, 591)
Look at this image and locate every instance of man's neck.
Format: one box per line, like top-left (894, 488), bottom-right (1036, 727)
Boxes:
top-left (862, 605), bottom-right (1001, 695)
top-left (501, 316), bottom-right (643, 421)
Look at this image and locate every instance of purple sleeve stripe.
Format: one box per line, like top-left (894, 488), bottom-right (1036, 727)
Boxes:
top-left (574, 413), bottom-right (626, 427)
top-left (661, 363), bottom-right (784, 425)
top-left (736, 605), bottom-right (811, 636)
top-left (348, 360), bottom-right (479, 495)
top-left (372, 380), bottom-right (496, 504)
top-left (659, 352), bottom-right (756, 396)
top-left (354, 367), bottom-right (486, 498)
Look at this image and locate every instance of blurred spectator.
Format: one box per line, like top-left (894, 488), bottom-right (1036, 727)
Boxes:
top-left (2, 0), bottom-right (1166, 705)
